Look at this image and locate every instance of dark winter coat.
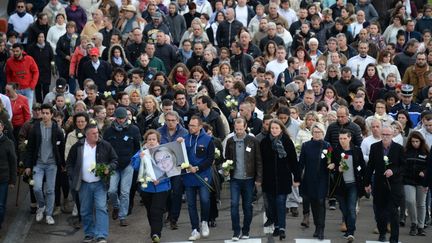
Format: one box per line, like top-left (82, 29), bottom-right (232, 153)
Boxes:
top-left (403, 148), bottom-right (428, 187)
top-left (27, 42), bottom-right (54, 85)
top-left (0, 134), bottom-right (17, 185)
top-left (260, 133), bottom-right (301, 195)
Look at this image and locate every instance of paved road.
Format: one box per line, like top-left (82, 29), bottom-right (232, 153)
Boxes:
top-left (1, 183), bottom-right (431, 243)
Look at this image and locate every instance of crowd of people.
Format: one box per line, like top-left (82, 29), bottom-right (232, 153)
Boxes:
top-left (1, 0), bottom-right (432, 243)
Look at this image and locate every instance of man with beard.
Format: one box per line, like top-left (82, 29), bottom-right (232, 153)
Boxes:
top-left (186, 42), bottom-right (205, 70)
top-left (142, 12), bottom-right (170, 44)
top-left (216, 8), bottom-right (243, 48)
top-left (255, 80), bottom-right (277, 114)
top-left (230, 41), bottom-right (253, 79)
top-left (333, 67), bottom-right (363, 102)
top-left (5, 43), bottom-right (39, 110)
top-left (402, 52), bottom-right (432, 101)
top-left (155, 32), bottom-right (177, 71)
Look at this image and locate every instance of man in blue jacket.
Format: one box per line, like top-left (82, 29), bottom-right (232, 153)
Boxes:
top-left (182, 115), bottom-right (215, 241)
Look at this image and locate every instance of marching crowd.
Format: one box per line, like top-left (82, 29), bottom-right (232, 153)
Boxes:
top-left (2, 0), bottom-right (432, 243)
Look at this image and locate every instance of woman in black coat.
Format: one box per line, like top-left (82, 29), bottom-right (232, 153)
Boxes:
top-left (26, 32), bottom-right (54, 103)
top-left (402, 131), bottom-right (429, 236)
top-left (331, 129), bottom-right (366, 241)
top-left (260, 119), bottom-right (301, 240)
top-left (299, 122), bottom-right (332, 240)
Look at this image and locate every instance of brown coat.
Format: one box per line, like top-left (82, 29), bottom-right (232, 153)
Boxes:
top-left (225, 134), bottom-right (263, 183)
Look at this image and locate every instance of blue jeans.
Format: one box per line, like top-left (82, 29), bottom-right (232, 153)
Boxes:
top-left (185, 185), bottom-right (210, 230)
top-left (108, 165), bottom-right (133, 220)
top-left (33, 163), bottom-right (57, 216)
top-left (266, 193), bottom-right (288, 230)
top-left (79, 181), bottom-right (109, 239)
top-left (17, 88), bottom-right (34, 111)
top-left (0, 182), bottom-right (8, 227)
top-left (230, 178), bottom-right (254, 235)
top-left (336, 182), bottom-right (358, 235)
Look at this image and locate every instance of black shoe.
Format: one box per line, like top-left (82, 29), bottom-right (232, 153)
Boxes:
top-left (329, 200), bottom-right (336, 210)
top-left (290, 207), bottom-right (299, 217)
top-left (378, 234), bottom-right (386, 242)
top-left (30, 206), bottom-right (37, 214)
top-left (417, 227), bottom-right (426, 236)
top-left (120, 219), bottom-right (129, 227)
top-left (317, 229), bottom-right (324, 240)
top-left (264, 219), bottom-right (274, 227)
top-left (112, 207), bottom-right (119, 220)
top-left (272, 228), bottom-right (280, 237)
top-left (399, 218), bottom-right (406, 227)
top-left (409, 224), bottom-right (417, 236)
top-left (170, 221), bottom-right (178, 230)
top-left (313, 228), bottom-right (319, 238)
top-left (209, 220), bottom-right (216, 227)
top-left (279, 230), bottom-right (286, 240)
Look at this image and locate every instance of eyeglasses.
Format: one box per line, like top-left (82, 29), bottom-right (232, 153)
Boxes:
top-left (17, 5), bottom-right (25, 8)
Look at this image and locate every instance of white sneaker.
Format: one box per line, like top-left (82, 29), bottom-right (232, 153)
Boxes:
top-left (201, 221), bottom-right (209, 237)
top-left (72, 204), bottom-right (78, 216)
top-left (46, 216), bottom-right (55, 225)
top-left (188, 229), bottom-right (201, 241)
top-left (36, 206), bottom-right (45, 222)
top-left (241, 235), bottom-right (250, 239)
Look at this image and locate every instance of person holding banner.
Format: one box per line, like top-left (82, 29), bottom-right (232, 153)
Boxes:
top-left (131, 129), bottom-right (171, 243)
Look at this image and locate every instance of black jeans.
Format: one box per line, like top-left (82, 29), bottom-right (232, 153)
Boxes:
top-left (310, 198), bottom-right (326, 231)
top-left (376, 197), bottom-right (399, 242)
top-left (142, 191), bottom-right (169, 238)
top-left (168, 175), bottom-right (184, 222)
top-left (55, 169), bottom-right (70, 206)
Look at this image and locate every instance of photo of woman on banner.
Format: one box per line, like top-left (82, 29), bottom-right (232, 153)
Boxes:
top-left (152, 146), bottom-right (182, 179)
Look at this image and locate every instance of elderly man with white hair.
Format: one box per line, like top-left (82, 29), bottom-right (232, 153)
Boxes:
top-left (307, 38), bottom-right (322, 66)
top-left (92, 32), bottom-right (106, 56)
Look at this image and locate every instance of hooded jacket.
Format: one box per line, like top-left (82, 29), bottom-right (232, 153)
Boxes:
top-left (103, 120), bottom-right (141, 169)
top-left (5, 52), bottom-right (39, 90)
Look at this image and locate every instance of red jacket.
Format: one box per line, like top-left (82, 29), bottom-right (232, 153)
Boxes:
top-left (5, 53), bottom-right (39, 90)
top-left (10, 94), bottom-right (31, 128)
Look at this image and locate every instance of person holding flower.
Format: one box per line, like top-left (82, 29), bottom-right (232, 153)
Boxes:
top-left (365, 126), bottom-right (405, 243)
top-left (260, 119), bottom-right (301, 240)
top-left (331, 129), bottom-right (367, 242)
top-left (131, 129), bottom-right (171, 243)
top-left (224, 117), bottom-right (262, 241)
top-left (66, 124), bottom-right (118, 243)
top-left (181, 115), bottom-right (215, 241)
top-left (299, 122), bottom-right (331, 240)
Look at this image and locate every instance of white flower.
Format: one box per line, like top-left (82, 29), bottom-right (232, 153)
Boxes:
top-left (321, 153), bottom-right (325, 159)
top-left (427, 103), bottom-right (432, 108)
top-left (77, 132), bottom-right (83, 138)
top-left (225, 101), bottom-right (232, 107)
top-left (104, 91), bottom-right (111, 98)
top-left (341, 153), bottom-right (346, 158)
top-left (227, 160), bottom-right (233, 165)
top-left (383, 156), bottom-right (389, 162)
top-left (65, 98), bottom-right (71, 104)
top-left (226, 95), bottom-right (232, 99)
top-left (71, 34), bottom-right (78, 40)
top-left (29, 180), bottom-right (35, 186)
top-left (215, 148), bottom-right (220, 157)
top-left (322, 149), bottom-right (328, 154)
top-left (127, 120), bottom-right (131, 125)
top-left (88, 162), bottom-right (96, 172)
top-left (181, 162), bottom-right (190, 169)
top-left (222, 162), bottom-right (228, 168)
top-left (138, 177), bottom-right (145, 183)
top-left (145, 176), bottom-right (152, 182)
top-left (24, 140), bottom-right (28, 145)
top-left (141, 183), bottom-right (148, 188)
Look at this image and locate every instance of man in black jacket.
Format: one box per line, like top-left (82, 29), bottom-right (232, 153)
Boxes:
top-left (196, 95), bottom-right (227, 140)
top-left (365, 126), bottom-right (404, 243)
top-left (216, 8), bottom-right (243, 48)
top-left (230, 41), bottom-right (253, 79)
top-left (24, 103), bottom-right (65, 225)
top-left (103, 107), bottom-right (140, 226)
top-left (66, 124), bottom-right (118, 243)
top-left (80, 48), bottom-right (112, 93)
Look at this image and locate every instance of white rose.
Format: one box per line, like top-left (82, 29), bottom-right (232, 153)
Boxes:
top-left (138, 177), bottom-right (145, 183)
top-left (341, 153), bottom-right (346, 158)
top-left (145, 176), bottom-right (152, 182)
top-left (383, 156), bottom-right (389, 161)
top-left (227, 160), bottom-right (233, 165)
top-left (321, 153), bottom-right (325, 159)
top-left (322, 149), bottom-right (328, 154)
top-left (29, 180), bottom-right (35, 186)
top-left (141, 183), bottom-right (148, 188)
top-left (222, 162), bottom-right (228, 168)
top-left (226, 95), bottom-right (232, 99)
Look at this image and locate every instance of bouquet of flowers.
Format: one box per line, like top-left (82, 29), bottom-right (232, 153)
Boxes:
top-left (138, 175), bottom-right (153, 188)
top-left (221, 160), bottom-right (234, 180)
top-left (340, 153), bottom-right (350, 171)
top-left (224, 95), bottom-right (238, 111)
top-left (103, 91), bottom-right (112, 99)
top-left (322, 146), bottom-right (333, 164)
top-left (88, 162), bottom-right (114, 183)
